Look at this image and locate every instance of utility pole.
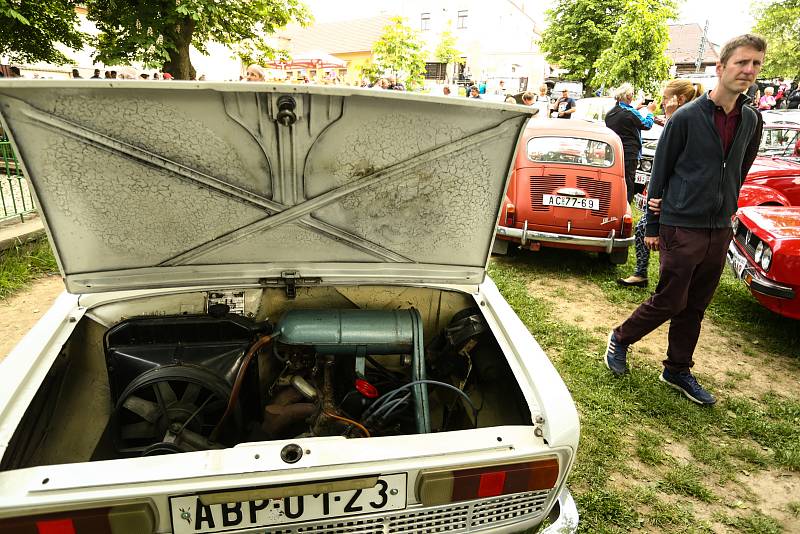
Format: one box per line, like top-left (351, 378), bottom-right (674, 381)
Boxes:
top-left (695, 20), bottom-right (709, 74)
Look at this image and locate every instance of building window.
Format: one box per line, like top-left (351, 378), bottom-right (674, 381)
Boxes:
top-left (421, 12), bottom-right (431, 31)
top-left (457, 10), bottom-right (468, 29)
top-left (424, 62), bottom-right (447, 80)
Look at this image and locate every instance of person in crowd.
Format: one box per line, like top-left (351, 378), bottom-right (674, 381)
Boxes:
top-left (110, 70), bottom-right (117, 79)
top-left (198, 74), bottom-right (206, 81)
top-left (90, 69), bottom-right (101, 79)
top-left (554, 88), bottom-right (576, 118)
top-left (521, 92), bottom-right (534, 106)
top-left (605, 34), bottom-right (766, 406)
top-left (496, 80), bottom-right (506, 95)
top-left (71, 68), bottom-right (82, 79)
top-left (534, 84), bottom-right (551, 118)
top-left (468, 85), bottom-right (481, 99)
top-left (153, 72), bottom-right (160, 80)
top-left (246, 64), bottom-right (265, 82)
top-left (104, 71), bottom-right (111, 79)
top-left (787, 83), bottom-right (800, 109)
top-left (758, 86), bottom-right (776, 110)
top-left (139, 73), bottom-right (150, 80)
top-left (478, 80), bottom-right (486, 94)
top-left (605, 82), bottom-right (656, 203)
top-left (506, 95), bottom-right (519, 104)
top-left (116, 67), bottom-right (138, 79)
top-left (372, 78), bottom-right (388, 89)
top-left (9, 66), bottom-right (22, 78)
top-left (442, 86), bottom-right (452, 96)
top-left (162, 72), bottom-right (173, 80)
top-left (617, 79), bottom-right (704, 288)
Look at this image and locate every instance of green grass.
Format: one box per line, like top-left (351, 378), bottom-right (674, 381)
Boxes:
top-left (488, 255), bottom-right (798, 532)
top-left (658, 464), bottom-right (716, 502)
top-left (0, 238), bottom-right (57, 299)
top-left (715, 511), bottom-right (783, 534)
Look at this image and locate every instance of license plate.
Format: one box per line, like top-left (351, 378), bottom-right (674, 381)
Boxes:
top-left (729, 254), bottom-right (747, 279)
top-left (543, 194), bottom-right (599, 210)
top-left (169, 473), bottom-right (407, 534)
top-left (635, 171), bottom-right (650, 185)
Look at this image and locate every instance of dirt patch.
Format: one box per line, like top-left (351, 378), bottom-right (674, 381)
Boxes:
top-left (526, 275), bottom-right (799, 399)
top-left (0, 275), bottom-right (64, 362)
top-left (525, 273), bottom-right (800, 532)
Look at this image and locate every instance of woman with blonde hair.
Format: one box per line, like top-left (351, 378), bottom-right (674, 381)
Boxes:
top-left (617, 79), bottom-right (703, 287)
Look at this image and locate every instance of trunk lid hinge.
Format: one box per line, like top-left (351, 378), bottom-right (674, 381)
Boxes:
top-left (259, 272), bottom-right (321, 299)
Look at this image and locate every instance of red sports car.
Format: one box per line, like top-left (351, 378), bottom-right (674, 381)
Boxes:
top-left (727, 206), bottom-right (800, 320)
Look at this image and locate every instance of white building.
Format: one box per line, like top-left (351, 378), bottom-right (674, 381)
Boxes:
top-left (395, 0), bottom-right (548, 93)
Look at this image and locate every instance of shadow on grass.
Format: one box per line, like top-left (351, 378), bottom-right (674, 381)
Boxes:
top-left (492, 245), bottom-right (800, 359)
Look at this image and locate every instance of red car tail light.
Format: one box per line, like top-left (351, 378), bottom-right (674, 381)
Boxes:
top-left (0, 504), bottom-right (154, 534)
top-left (505, 203), bottom-right (516, 227)
top-left (622, 213), bottom-right (633, 237)
top-left (417, 457), bottom-right (559, 506)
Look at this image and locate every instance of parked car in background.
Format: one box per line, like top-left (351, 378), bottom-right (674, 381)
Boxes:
top-left (495, 119), bottom-right (634, 264)
top-left (0, 82), bottom-right (580, 533)
top-left (761, 109), bottom-right (800, 126)
top-left (552, 81), bottom-right (583, 101)
top-left (573, 97), bottom-right (615, 123)
top-left (727, 206), bottom-right (800, 319)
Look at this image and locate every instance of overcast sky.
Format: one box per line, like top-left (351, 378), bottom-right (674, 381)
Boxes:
top-left (301, 0), bottom-right (762, 46)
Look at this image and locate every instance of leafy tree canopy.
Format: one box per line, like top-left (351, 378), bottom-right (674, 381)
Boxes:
top-left (434, 30), bottom-right (464, 65)
top-left (593, 0), bottom-right (676, 93)
top-left (752, 0), bottom-right (800, 79)
top-left (85, 0), bottom-right (310, 80)
top-left (371, 16), bottom-right (426, 90)
top-left (539, 0), bottom-right (626, 88)
top-left (0, 0), bottom-right (86, 64)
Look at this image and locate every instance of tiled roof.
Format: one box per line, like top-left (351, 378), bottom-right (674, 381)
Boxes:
top-left (667, 23), bottom-right (719, 65)
top-left (279, 15), bottom-right (396, 55)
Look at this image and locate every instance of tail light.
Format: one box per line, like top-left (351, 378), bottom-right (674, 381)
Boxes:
top-left (0, 504), bottom-right (154, 534)
top-left (622, 213), bottom-right (633, 238)
top-left (505, 203), bottom-right (516, 227)
top-left (417, 457), bottom-right (559, 506)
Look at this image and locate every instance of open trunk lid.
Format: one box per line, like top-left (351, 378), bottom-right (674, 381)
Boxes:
top-left (0, 81), bottom-right (531, 293)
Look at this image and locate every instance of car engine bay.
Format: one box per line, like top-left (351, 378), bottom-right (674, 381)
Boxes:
top-left (103, 306), bottom-right (498, 457)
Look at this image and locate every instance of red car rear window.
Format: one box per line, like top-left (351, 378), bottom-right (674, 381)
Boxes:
top-left (527, 136), bottom-right (614, 167)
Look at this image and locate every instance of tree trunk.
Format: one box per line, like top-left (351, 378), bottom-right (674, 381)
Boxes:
top-left (163, 16), bottom-right (196, 80)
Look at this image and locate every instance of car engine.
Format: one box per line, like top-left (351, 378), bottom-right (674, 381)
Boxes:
top-left (104, 307), bottom-right (485, 456)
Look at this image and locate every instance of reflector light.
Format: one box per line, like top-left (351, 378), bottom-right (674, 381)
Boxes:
top-left (477, 471), bottom-right (507, 498)
top-left (0, 504), bottom-right (154, 534)
top-left (37, 519), bottom-right (76, 534)
top-left (505, 203), bottom-right (516, 226)
top-left (417, 457), bottom-right (560, 506)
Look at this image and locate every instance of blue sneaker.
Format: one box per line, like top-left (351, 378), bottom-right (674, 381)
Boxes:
top-left (660, 369), bottom-right (716, 405)
top-left (604, 331), bottom-right (628, 377)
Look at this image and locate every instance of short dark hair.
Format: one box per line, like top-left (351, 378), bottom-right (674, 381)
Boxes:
top-left (719, 34), bottom-right (767, 65)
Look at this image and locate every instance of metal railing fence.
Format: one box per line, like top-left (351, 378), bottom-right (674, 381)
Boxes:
top-left (0, 130), bottom-right (36, 222)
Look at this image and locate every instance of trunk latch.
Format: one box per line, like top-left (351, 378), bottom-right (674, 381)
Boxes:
top-left (260, 271), bottom-right (320, 299)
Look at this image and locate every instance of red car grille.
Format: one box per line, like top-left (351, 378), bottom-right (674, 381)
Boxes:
top-left (576, 176), bottom-right (612, 217)
top-left (528, 175), bottom-right (566, 211)
top-left (734, 221), bottom-right (760, 258)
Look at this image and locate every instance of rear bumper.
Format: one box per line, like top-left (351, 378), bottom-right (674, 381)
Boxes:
top-left (726, 242), bottom-right (795, 300)
top-left (541, 487), bottom-right (579, 534)
top-left (497, 222), bottom-right (634, 253)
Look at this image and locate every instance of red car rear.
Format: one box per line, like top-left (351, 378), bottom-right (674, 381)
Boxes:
top-left (495, 119), bottom-right (634, 263)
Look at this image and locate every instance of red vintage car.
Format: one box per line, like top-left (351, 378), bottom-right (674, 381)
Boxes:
top-left (727, 206), bottom-right (800, 320)
top-left (494, 119), bottom-right (634, 263)
top-left (738, 155), bottom-right (800, 207)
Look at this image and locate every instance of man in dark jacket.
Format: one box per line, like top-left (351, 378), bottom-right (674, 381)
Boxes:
top-left (605, 83), bottom-right (657, 202)
top-left (605, 34), bottom-right (766, 405)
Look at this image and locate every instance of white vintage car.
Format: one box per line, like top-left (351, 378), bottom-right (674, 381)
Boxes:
top-left (0, 81), bottom-right (579, 534)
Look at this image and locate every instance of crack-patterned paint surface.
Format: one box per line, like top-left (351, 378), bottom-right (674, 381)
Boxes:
top-left (195, 222), bottom-right (378, 264)
top-left (38, 137), bottom-right (266, 271)
top-left (316, 113), bottom-right (498, 261)
top-left (46, 94), bottom-right (267, 195)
